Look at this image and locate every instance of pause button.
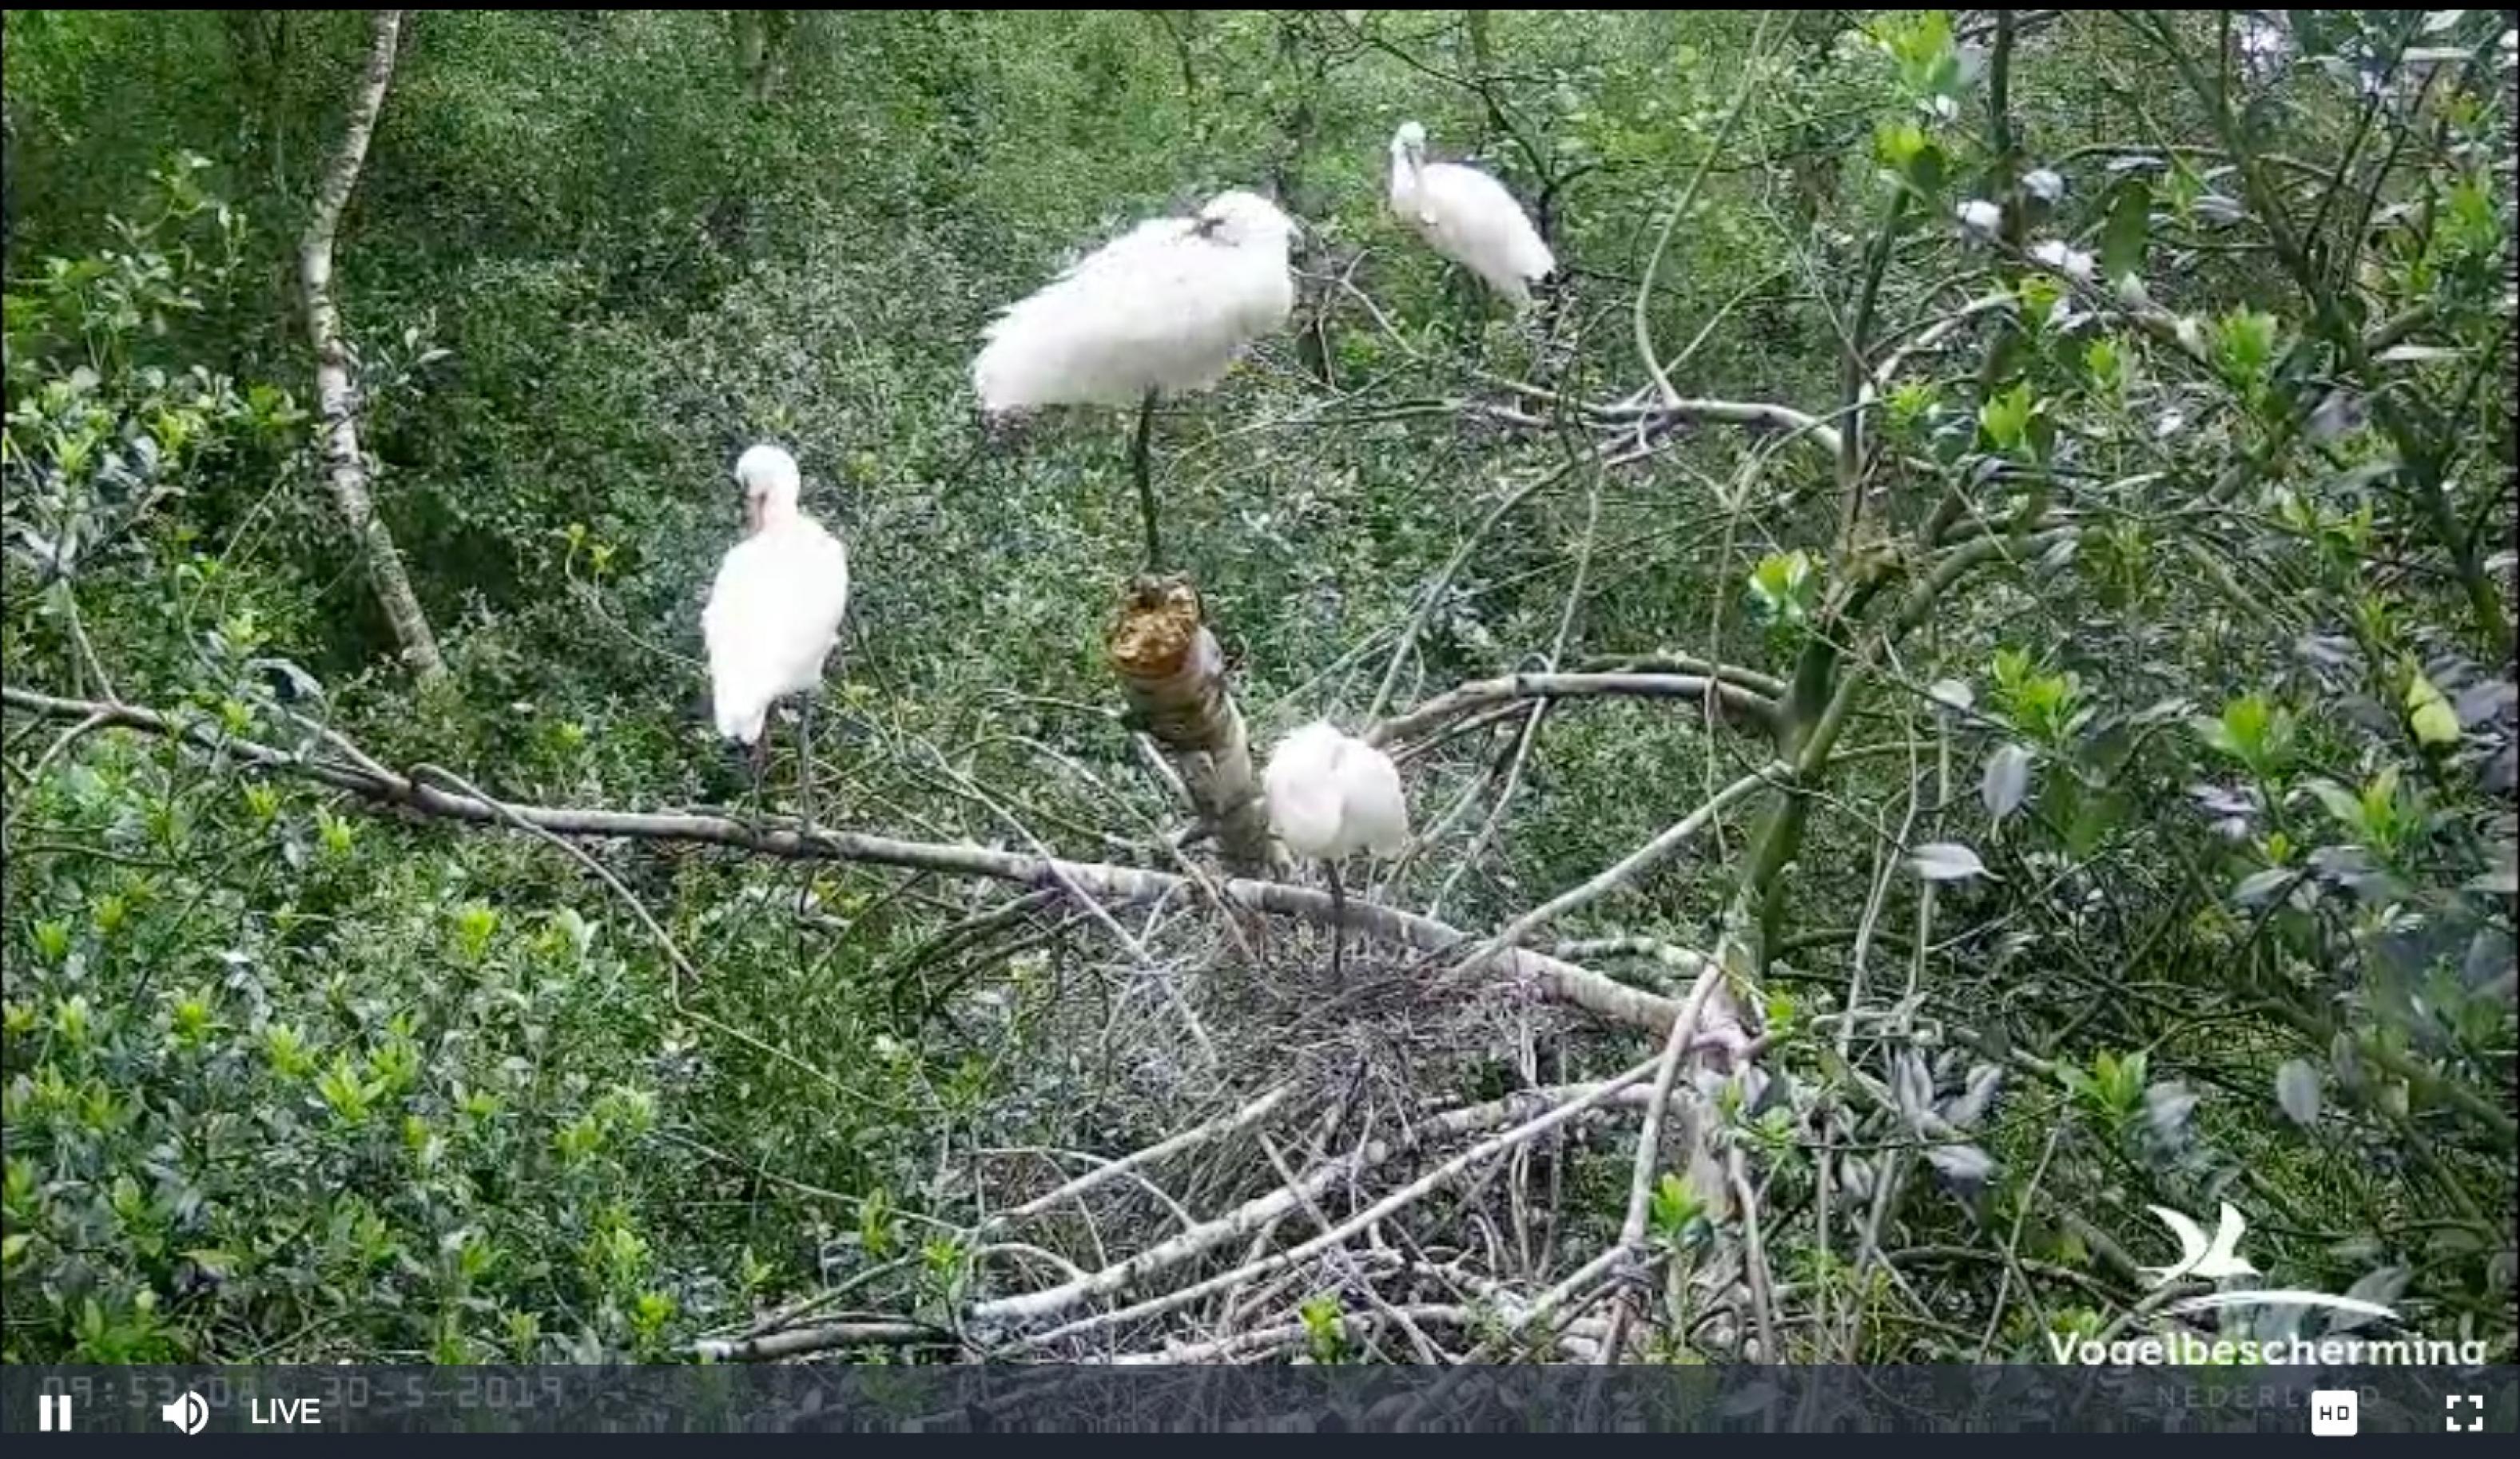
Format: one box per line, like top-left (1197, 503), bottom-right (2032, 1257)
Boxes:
top-left (39, 1394), bottom-right (73, 1431)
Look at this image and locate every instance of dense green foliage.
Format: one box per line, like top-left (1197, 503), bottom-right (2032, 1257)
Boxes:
top-left (4, 10), bottom-right (2514, 1366)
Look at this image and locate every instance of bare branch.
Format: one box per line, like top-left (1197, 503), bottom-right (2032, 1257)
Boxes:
top-left (301, 9), bottom-right (445, 680)
top-left (1371, 673), bottom-right (1778, 750)
top-left (1452, 764), bottom-right (1787, 977)
top-left (692, 1320), bottom-right (944, 1362)
top-left (992, 1085), bottom-right (1291, 1228)
top-left (1596, 964), bottom-right (1727, 1363)
top-left (1000, 1055), bottom-right (1667, 1347)
top-left (2, 684), bottom-right (1689, 1040)
top-left (1636, 14), bottom-right (1778, 408)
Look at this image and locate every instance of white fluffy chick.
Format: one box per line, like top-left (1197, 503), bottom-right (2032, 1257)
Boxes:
top-left (1264, 719), bottom-right (1409, 976)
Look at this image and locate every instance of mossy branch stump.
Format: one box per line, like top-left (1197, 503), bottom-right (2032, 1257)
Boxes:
top-left (1107, 576), bottom-right (1275, 877)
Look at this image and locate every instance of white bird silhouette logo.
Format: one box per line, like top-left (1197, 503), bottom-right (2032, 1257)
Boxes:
top-left (2134, 1200), bottom-right (2405, 1322)
top-left (2141, 1202), bottom-right (2261, 1283)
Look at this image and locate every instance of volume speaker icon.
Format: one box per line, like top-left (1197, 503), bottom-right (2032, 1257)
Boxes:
top-left (161, 1390), bottom-right (209, 1435)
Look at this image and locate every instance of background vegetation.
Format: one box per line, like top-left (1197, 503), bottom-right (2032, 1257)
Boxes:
top-left (3, 9), bottom-right (2513, 1366)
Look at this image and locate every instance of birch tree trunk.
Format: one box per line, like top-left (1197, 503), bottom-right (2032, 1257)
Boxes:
top-left (300, 8), bottom-right (447, 682)
top-left (1107, 578), bottom-right (1275, 876)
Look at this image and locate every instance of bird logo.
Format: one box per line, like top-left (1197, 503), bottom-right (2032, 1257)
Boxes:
top-left (2136, 1202), bottom-right (2401, 1322)
top-left (2139, 1202), bottom-right (2260, 1284)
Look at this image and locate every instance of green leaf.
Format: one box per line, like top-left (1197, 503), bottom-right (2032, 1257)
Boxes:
top-left (1875, 121), bottom-right (1928, 169)
top-left (2084, 336), bottom-right (2125, 392)
top-left (1747, 550), bottom-right (1818, 628)
top-left (2196, 692), bottom-right (2295, 777)
top-left (1909, 145), bottom-right (1949, 196)
top-left (2064, 789), bottom-right (2125, 860)
top-left (1978, 382), bottom-right (2034, 453)
top-left (2018, 274), bottom-right (2064, 330)
top-left (1650, 1171), bottom-right (1707, 1245)
top-left (2099, 178), bottom-right (2151, 284)
top-left (2406, 671), bottom-right (2461, 746)
top-left (2357, 766), bottom-right (2405, 846)
top-left (2213, 308), bottom-right (2282, 386)
top-left (2411, 698), bottom-right (2462, 746)
top-left (2308, 778), bottom-right (2366, 835)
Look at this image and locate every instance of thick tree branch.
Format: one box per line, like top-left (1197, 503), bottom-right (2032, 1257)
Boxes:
top-left (302, 8), bottom-right (445, 680)
top-left (2, 684), bottom-right (1687, 1040)
top-left (1108, 578), bottom-right (1274, 873)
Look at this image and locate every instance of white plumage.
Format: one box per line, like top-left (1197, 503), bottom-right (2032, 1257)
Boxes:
top-left (1264, 720), bottom-right (1410, 862)
top-left (972, 189), bottom-right (1299, 412)
top-left (702, 444), bottom-right (851, 746)
top-left (1387, 121), bottom-right (1556, 308)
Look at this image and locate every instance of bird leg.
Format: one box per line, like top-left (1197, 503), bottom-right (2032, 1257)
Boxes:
top-left (1131, 386), bottom-right (1163, 574)
top-left (1327, 858), bottom-right (1346, 982)
top-left (745, 730), bottom-right (770, 833)
top-left (1444, 268), bottom-right (1483, 350)
top-left (794, 697), bottom-right (819, 840)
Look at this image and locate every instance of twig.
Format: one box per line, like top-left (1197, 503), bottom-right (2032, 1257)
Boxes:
top-left (1636, 13), bottom-right (1779, 408)
top-left (60, 591), bottom-right (121, 706)
top-left (1596, 964), bottom-right (1726, 1364)
top-left (1366, 462), bottom-right (1576, 724)
top-left (1381, 675), bottom-right (1774, 745)
top-left (1727, 1146), bottom-right (1779, 1361)
top-left (973, 1076), bottom-right (1632, 1333)
top-left (1102, 1303), bottom-right (1607, 1365)
top-left (992, 1084), bottom-right (1290, 1227)
top-left (1257, 1131), bottom-right (1445, 1364)
top-left (1425, 477), bottom-right (1601, 920)
top-left (1372, 673), bottom-right (1777, 749)
top-left (1002, 1054), bottom-right (1667, 1349)
top-left (1451, 763), bottom-right (1785, 976)
top-left (1976, 1123), bottom-right (2064, 1359)
top-left (910, 737), bottom-right (1219, 1069)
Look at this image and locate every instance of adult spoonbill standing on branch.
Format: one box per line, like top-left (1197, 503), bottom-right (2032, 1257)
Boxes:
top-left (1387, 120), bottom-right (1556, 310)
top-left (703, 443), bottom-right (852, 829)
top-left (1263, 719), bottom-right (1410, 978)
top-left (972, 189), bottom-right (1298, 574)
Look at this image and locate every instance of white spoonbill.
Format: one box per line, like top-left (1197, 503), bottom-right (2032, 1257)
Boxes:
top-left (1264, 719), bottom-right (1410, 977)
top-left (972, 189), bottom-right (1298, 573)
top-left (1387, 121), bottom-right (1556, 309)
top-left (702, 443), bottom-right (852, 827)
